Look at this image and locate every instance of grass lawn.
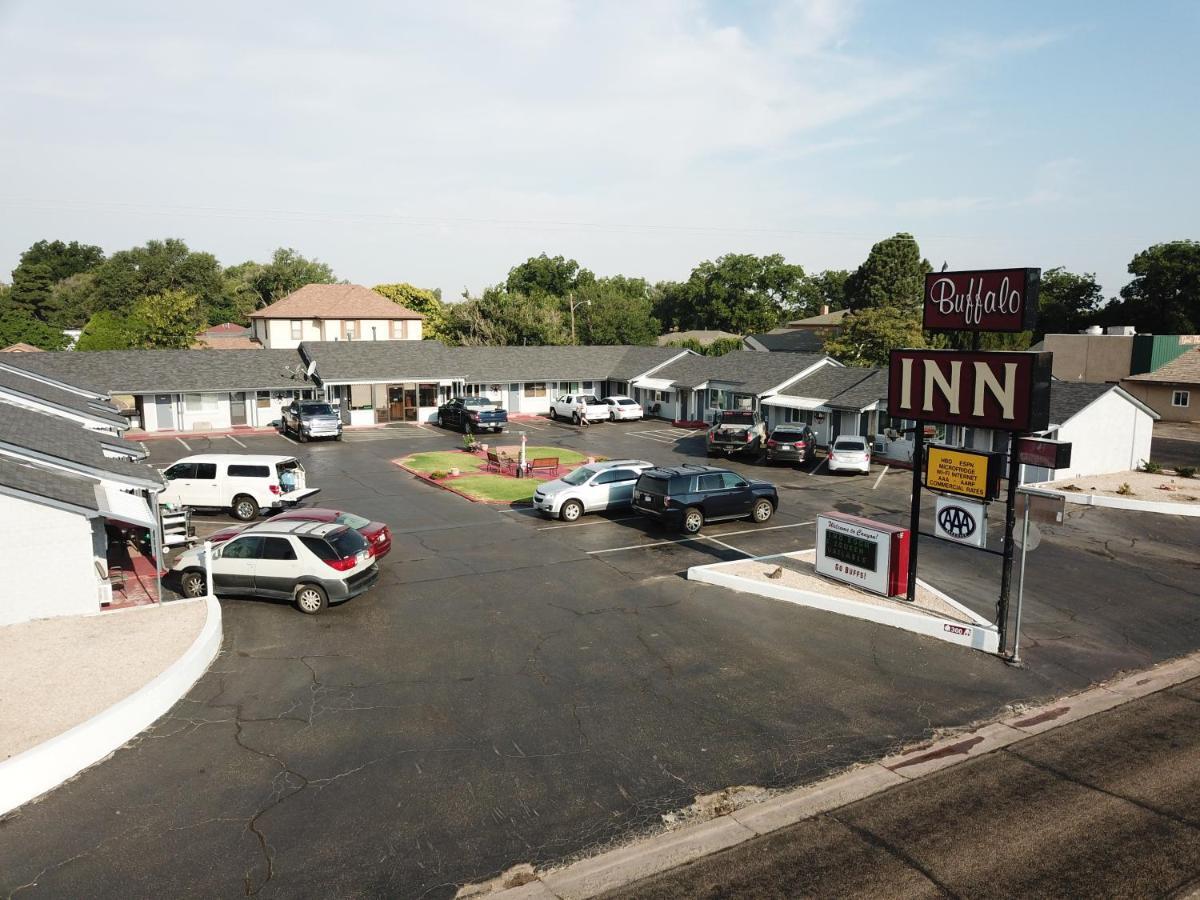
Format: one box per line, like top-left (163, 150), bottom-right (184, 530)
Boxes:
top-left (521, 446), bottom-right (587, 465)
top-left (401, 451), bottom-right (486, 474)
top-left (448, 474), bottom-right (550, 503)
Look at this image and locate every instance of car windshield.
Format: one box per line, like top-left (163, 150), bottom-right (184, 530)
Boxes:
top-left (328, 527), bottom-right (368, 557)
top-left (300, 403), bottom-right (335, 415)
top-left (577, 396), bottom-right (599, 405)
top-left (834, 437), bottom-right (867, 450)
top-left (335, 512), bottom-right (372, 530)
top-left (719, 412), bottom-right (754, 424)
top-left (463, 398), bottom-right (492, 407)
top-left (772, 431), bottom-right (807, 441)
top-left (617, 398), bottom-right (636, 405)
top-left (561, 466), bottom-right (597, 486)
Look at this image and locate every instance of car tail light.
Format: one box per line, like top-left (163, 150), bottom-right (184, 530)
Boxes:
top-left (744, 432), bottom-right (752, 442)
top-left (323, 556), bottom-right (358, 572)
top-left (269, 484), bottom-right (280, 495)
top-left (796, 441), bottom-right (806, 448)
top-left (469, 411), bottom-right (480, 420)
top-left (767, 439), bottom-right (777, 447)
top-left (662, 497), bottom-right (672, 508)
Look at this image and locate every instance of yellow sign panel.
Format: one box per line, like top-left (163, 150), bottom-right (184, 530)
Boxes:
top-left (925, 446), bottom-right (991, 499)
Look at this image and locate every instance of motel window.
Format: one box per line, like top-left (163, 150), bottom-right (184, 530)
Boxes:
top-left (1173, 390), bottom-right (1190, 407)
top-left (345, 321), bottom-right (356, 340)
top-left (418, 384), bottom-right (437, 407)
top-left (391, 320), bottom-right (406, 339)
top-left (784, 409), bottom-right (814, 425)
top-left (524, 382), bottom-right (547, 398)
top-left (290, 320), bottom-right (303, 340)
top-left (256, 390), bottom-right (271, 409)
top-left (582, 381), bottom-right (594, 391)
top-left (183, 393), bottom-right (220, 413)
top-left (650, 390), bottom-right (670, 403)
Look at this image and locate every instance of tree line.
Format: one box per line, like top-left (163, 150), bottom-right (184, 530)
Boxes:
top-left (1, 234), bottom-right (1197, 358)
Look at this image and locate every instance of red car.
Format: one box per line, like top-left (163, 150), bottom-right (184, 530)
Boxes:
top-left (207, 508), bottom-right (392, 559)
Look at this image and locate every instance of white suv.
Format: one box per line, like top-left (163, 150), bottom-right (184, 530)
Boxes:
top-left (172, 520), bottom-right (379, 614)
top-left (549, 394), bottom-right (609, 424)
top-left (532, 459), bottom-right (655, 521)
top-left (159, 454), bottom-right (320, 521)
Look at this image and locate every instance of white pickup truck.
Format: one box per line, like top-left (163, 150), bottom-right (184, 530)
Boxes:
top-left (549, 394), bottom-right (609, 424)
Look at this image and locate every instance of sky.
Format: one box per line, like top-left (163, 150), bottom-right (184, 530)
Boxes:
top-left (1, 0), bottom-right (1197, 302)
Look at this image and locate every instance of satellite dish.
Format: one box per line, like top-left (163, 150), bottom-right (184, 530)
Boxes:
top-left (885, 428), bottom-right (900, 441)
top-left (306, 360), bottom-right (317, 377)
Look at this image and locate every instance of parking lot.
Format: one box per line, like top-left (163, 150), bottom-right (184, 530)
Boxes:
top-left (5, 418), bottom-right (1200, 897)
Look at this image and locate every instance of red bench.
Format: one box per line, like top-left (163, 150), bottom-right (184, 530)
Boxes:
top-left (528, 457), bottom-right (559, 476)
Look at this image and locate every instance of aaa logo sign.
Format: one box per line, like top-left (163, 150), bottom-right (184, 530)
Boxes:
top-left (934, 495), bottom-right (987, 548)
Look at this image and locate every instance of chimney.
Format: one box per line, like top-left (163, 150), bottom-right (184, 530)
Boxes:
top-left (820, 304), bottom-right (830, 316)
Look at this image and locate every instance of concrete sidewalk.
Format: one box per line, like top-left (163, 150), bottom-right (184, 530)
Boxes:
top-left (0, 601), bottom-right (207, 761)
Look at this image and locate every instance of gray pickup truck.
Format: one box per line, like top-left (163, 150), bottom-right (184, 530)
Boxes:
top-left (281, 400), bottom-right (343, 442)
top-left (705, 409), bottom-right (767, 457)
top-left (436, 397), bottom-right (509, 433)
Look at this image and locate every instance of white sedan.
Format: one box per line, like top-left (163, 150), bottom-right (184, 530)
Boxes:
top-left (827, 435), bottom-right (872, 474)
top-left (601, 395), bottom-right (643, 421)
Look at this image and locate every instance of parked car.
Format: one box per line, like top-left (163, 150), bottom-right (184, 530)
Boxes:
top-left (280, 400), bottom-right (343, 442)
top-left (601, 395), bottom-right (643, 422)
top-left (827, 435), bottom-right (872, 474)
top-left (631, 464), bottom-right (778, 534)
top-left (206, 507), bottom-right (392, 559)
top-left (159, 454), bottom-right (319, 521)
top-left (764, 424), bottom-right (818, 466)
top-left (706, 409), bottom-right (768, 458)
top-left (436, 397), bottom-right (508, 433)
top-left (549, 394), bottom-right (608, 424)
top-left (172, 519), bottom-right (379, 614)
top-left (532, 459), bottom-right (654, 521)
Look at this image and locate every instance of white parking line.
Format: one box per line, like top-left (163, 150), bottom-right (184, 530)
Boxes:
top-left (278, 430), bottom-right (300, 445)
top-left (702, 536), bottom-right (752, 557)
top-left (807, 457), bottom-right (828, 476)
top-left (514, 419), bottom-right (546, 431)
top-left (587, 520), bottom-right (814, 555)
top-left (537, 515), bottom-right (642, 531)
top-left (872, 465), bottom-right (889, 489)
top-left (175, 437), bottom-right (192, 451)
top-left (227, 435), bottom-right (247, 448)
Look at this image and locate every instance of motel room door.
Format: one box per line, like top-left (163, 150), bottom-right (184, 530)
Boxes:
top-left (229, 392), bottom-right (247, 426)
top-left (155, 394), bottom-right (175, 430)
top-left (388, 385), bottom-right (405, 422)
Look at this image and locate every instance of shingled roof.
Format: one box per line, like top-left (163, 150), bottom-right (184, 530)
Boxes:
top-left (0, 366), bottom-right (126, 427)
top-left (651, 351), bottom-right (828, 394)
top-left (744, 331), bottom-right (825, 353)
top-left (777, 366), bottom-right (877, 402)
top-left (0, 405), bottom-right (160, 487)
top-left (2, 349), bottom-right (311, 395)
top-left (250, 284), bottom-right (424, 320)
top-left (0, 455), bottom-right (102, 514)
top-left (1124, 347), bottom-right (1200, 385)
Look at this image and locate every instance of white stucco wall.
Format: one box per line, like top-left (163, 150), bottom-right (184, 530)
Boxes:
top-left (1054, 390), bottom-right (1155, 479)
top-left (0, 496), bottom-right (105, 626)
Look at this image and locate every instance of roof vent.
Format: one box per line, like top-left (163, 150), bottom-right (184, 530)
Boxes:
top-left (1083, 325), bottom-right (1103, 335)
top-left (1105, 325), bottom-right (1136, 336)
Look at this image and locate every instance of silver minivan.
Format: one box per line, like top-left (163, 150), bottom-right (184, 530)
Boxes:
top-left (532, 459), bottom-right (655, 521)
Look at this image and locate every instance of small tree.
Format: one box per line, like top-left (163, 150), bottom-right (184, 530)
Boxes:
top-left (372, 283), bottom-right (450, 341)
top-left (823, 306), bottom-right (933, 367)
top-left (77, 311), bottom-right (135, 351)
top-left (0, 309), bottom-right (69, 349)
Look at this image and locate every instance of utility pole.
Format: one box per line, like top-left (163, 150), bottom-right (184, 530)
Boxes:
top-left (568, 294), bottom-right (590, 345)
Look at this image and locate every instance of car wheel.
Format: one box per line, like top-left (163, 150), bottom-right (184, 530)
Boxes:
top-left (180, 569), bottom-right (207, 598)
top-left (550, 408), bottom-right (558, 421)
top-left (293, 583), bottom-right (328, 615)
top-left (232, 494), bottom-right (259, 521)
top-left (298, 429), bottom-right (308, 442)
top-left (751, 498), bottom-right (774, 524)
top-left (682, 506), bottom-right (704, 534)
top-left (436, 414), bottom-right (443, 428)
top-left (560, 499), bottom-right (584, 522)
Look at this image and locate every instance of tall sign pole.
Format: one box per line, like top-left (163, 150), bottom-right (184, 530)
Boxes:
top-left (995, 438), bottom-right (1021, 653)
top-left (906, 423), bottom-right (924, 603)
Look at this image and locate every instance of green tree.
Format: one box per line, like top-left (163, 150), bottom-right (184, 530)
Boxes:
top-left (45, 272), bottom-right (99, 328)
top-left (7, 263), bottom-right (55, 319)
top-left (0, 309), bottom-right (69, 349)
top-left (444, 288), bottom-right (568, 346)
top-left (794, 269), bottom-right (850, 318)
top-left (844, 233), bottom-right (931, 312)
top-left (90, 238), bottom-right (223, 315)
top-left (250, 247), bottom-right (338, 307)
top-left (505, 253), bottom-right (594, 298)
top-left (662, 336), bottom-right (743, 356)
top-left (655, 254), bottom-right (807, 334)
top-left (13, 239), bottom-right (104, 283)
top-left (1098, 240), bottom-right (1200, 333)
top-left (823, 305), bottom-right (934, 367)
top-left (1034, 267), bottom-right (1104, 337)
top-left (577, 277), bottom-right (660, 345)
top-left (77, 311), bottom-right (136, 351)
top-left (372, 282), bottom-right (451, 341)
top-left (128, 289), bottom-right (205, 349)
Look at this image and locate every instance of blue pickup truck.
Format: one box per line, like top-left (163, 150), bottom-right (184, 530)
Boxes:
top-left (436, 397), bottom-right (509, 433)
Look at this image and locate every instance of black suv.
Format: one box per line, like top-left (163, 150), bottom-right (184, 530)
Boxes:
top-left (632, 464), bottom-right (779, 534)
top-left (764, 424), bottom-right (817, 465)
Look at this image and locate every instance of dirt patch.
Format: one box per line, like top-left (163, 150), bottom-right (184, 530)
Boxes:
top-left (1047, 470), bottom-right (1200, 504)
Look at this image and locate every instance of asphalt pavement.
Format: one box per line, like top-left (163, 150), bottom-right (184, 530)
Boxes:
top-left (2, 419), bottom-right (1199, 897)
top-left (607, 676), bottom-right (1200, 899)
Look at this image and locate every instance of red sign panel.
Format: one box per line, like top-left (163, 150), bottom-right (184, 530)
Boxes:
top-left (888, 349), bottom-right (1052, 432)
top-left (1016, 437), bottom-right (1072, 469)
top-left (923, 268), bottom-right (1040, 333)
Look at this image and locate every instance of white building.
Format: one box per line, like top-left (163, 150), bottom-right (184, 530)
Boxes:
top-left (249, 284), bottom-right (425, 349)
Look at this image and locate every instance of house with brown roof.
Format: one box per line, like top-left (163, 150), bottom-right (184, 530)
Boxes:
top-left (0, 342), bottom-right (45, 353)
top-left (193, 322), bottom-right (260, 350)
top-left (248, 284), bottom-right (425, 349)
top-left (1121, 346), bottom-right (1200, 422)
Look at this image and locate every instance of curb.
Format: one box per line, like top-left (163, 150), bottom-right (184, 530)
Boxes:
top-left (1039, 486), bottom-right (1200, 517)
top-left (0, 595), bottom-right (223, 817)
top-left (475, 649), bottom-right (1200, 899)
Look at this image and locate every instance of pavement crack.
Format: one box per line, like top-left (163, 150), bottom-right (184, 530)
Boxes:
top-left (828, 814), bottom-right (960, 899)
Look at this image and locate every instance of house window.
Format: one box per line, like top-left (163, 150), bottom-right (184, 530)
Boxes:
top-left (290, 320), bottom-right (303, 340)
top-left (391, 320), bottom-right (405, 339)
top-left (345, 321), bottom-right (356, 340)
top-left (183, 393), bottom-right (220, 413)
top-left (524, 382), bottom-right (547, 398)
top-left (256, 390), bottom-right (271, 409)
top-left (1173, 390), bottom-right (1190, 407)
top-left (418, 384), bottom-right (437, 407)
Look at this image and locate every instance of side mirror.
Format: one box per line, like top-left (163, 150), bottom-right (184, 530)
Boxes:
top-left (210, 546), bottom-right (222, 560)
top-left (736, 480), bottom-right (748, 488)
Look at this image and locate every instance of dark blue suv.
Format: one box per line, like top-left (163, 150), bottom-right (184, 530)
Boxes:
top-left (631, 464), bottom-right (779, 534)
